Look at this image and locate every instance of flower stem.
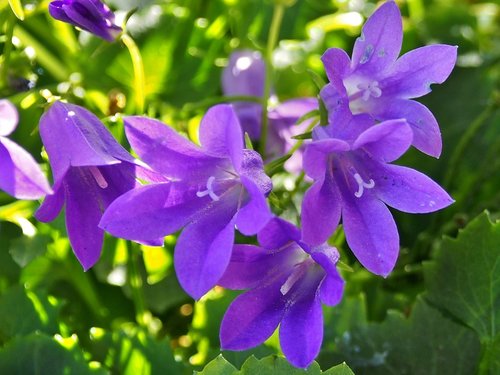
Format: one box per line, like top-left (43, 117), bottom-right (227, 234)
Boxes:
top-left (259, 3), bottom-right (286, 157)
top-left (128, 243), bottom-right (147, 327)
top-left (121, 33), bottom-right (145, 113)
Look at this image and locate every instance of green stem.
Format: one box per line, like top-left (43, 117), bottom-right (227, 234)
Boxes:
top-left (443, 95), bottom-right (499, 190)
top-left (259, 3), bottom-right (286, 157)
top-left (1, 14), bottom-right (16, 88)
top-left (121, 33), bottom-right (145, 113)
top-left (128, 243), bottom-right (147, 327)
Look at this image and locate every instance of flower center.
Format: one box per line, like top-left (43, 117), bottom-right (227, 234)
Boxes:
top-left (353, 172), bottom-right (375, 198)
top-left (196, 176), bottom-right (220, 201)
top-left (344, 77), bottom-right (383, 114)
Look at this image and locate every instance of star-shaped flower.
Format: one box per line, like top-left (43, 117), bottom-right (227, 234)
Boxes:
top-left (35, 101), bottom-right (158, 270)
top-left (100, 104), bottom-right (273, 299)
top-left (0, 99), bottom-right (52, 200)
top-left (321, 1), bottom-right (457, 157)
top-left (301, 114), bottom-right (453, 276)
top-left (219, 217), bottom-right (344, 368)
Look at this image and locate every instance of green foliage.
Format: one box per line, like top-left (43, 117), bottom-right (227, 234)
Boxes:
top-left (198, 354), bottom-right (354, 374)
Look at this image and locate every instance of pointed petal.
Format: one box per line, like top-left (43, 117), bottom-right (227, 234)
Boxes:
top-left (239, 149), bottom-right (272, 194)
top-left (220, 282), bottom-right (286, 351)
top-left (309, 243), bottom-right (340, 276)
top-left (374, 99), bottom-right (442, 157)
top-left (124, 116), bottom-right (220, 180)
top-left (174, 190), bottom-right (239, 299)
top-left (199, 104), bottom-right (243, 170)
top-left (35, 185), bottom-right (65, 222)
top-left (100, 182), bottom-right (202, 242)
top-left (341, 190), bottom-right (399, 277)
top-left (64, 168), bottom-right (104, 270)
top-left (0, 100), bottom-right (18, 136)
top-left (257, 217), bottom-right (300, 250)
top-left (352, 1), bottom-right (402, 74)
top-left (40, 102), bottom-right (130, 182)
top-left (218, 244), bottom-right (296, 289)
top-left (352, 119), bottom-right (412, 162)
top-left (301, 172), bottom-right (342, 246)
top-left (303, 139), bottom-right (350, 179)
top-left (280, 282), bottom-right (323, 368)
top-left (235, 176), bottom-right (273, 235)
top-left (321, 48), bottom-right (351, 82)
top-left (320, 83), bottom-right (352, 126)
top-left (383, 44), bottom-right (458, 99)
top-left (375, 164), bottom-right (454, 213)
top-left (0, 137), bottom-right (52, 200)
top-left (319, 269), bottom-right (344, 306)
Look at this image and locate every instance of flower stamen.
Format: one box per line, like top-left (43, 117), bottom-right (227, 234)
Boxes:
top-left (353, 173), bottom-right (375, 198)
top-left (196, 176), bottom-right (220, 201)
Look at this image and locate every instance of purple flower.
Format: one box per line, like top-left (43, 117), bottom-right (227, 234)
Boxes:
top-left (321, 1), bottom-right (457, 157)
top-left (219, 217), bottom-right (344, 368)
top-left (34, 101), bottom-right (159, 270)
top-left (100, 104), bottom-right (273, 299)
top-left (301, 114), bottom-right (454, 276)
top-left (49, 0), bottom-right (122, 42)
top-left (222, 49), bottom-right (318, 171)
top-left (0, 99), bottom-right (52, 200)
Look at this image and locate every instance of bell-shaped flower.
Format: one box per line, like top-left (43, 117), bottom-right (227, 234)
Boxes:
top-left (222, 49), bottom-right (318, 172)
top-left (34, 101), bottom-right (159, 270)
top-left (100, 104), bottom-right (273, 299)
top-left (0, 99), bottom-right (52, 200)
top-left (219, 217), bottom-right (344, 368)
top-left (49, 0), bottom-right (122, 42)
top-left (321, 1), bottom-right (457, 157)
top-left (301, 114), bottom-right (453, 277)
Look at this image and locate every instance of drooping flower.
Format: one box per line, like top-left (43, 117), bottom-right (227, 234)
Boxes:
top-left (301, 114), bottom-right (453, 276)
top-left (34, 101), bottom-right (160, 270)
top-left (222, 49), bottom-right (318, 172)
top-left (219, 217), bottom-right (344, 368)
top-left (49, 0), bottom-right (122, 42)
top-left (321, 1), bottom-right (457, 157)
top-left (0, 99), bottom-right (52, 200)
top-left (100, 104), bottom-right (273, 299)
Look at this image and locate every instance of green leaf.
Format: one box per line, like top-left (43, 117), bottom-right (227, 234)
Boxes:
top-left (0, 332), bottom-right (105, 374)
top-left (8, 0), bottom-right (24, 21)
top-left (0, 286), bottom-right (61, 340)
top-left (196, 354), bottom-right (237, 375)
top-left (424, 211), bottom-right (500, 373)
top-left (9, 234), bottom-right (50, 267)
top-left (291, 131), bottom-right (312, 140)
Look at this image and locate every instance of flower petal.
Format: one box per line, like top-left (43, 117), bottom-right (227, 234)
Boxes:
top-left (374, 164), bottom-right (454, 213)
top-left (320, 83), bottom-right (352, 126)
top-left (382, 44), bottom-right (458, 99)
top-left (301, 171), bottom-right (342, 246)
top-left (0, 137), bottom-right (52, 200)
top-left (321, 48), bottom-right (351, 82)
top-left (124, 115), bottom-right (220, 180)
top-left (35, 185), bottom-right (65, 222)
top-left (352, 119), bottom-right (412, 162)
top-left (174, 190), bottom-right (239, 299)
top-left (341, 189), bottom-right (399, 277)
top-left (257, 217), bottom-right (300, 250)
top-left (218, 244), bottom-right (296, 290)
top-left (222, 50), bottom-right (265, 98)
top-left (235, 176), bottom-right (273, 235)
top-left (0, 100), bottom-right (18, 136)
top-left (220, 282), bottom-right (286, 351)
top-left (100, 182), bottom-right (203, 242)
top-left (280, 280), bottom-right (323, 368)
top-left (374, 99), bottom-right (442, 157)
top-left (351, 1), bottom-right (402, 75)
top-left (319, 269), bottom-right (344, 306)
top-left (303, 138), bottom-right (350, 179)
top-left (64, 168), bottom-right (104, 270)
top-left (199, 104), bottom-right (243, 170)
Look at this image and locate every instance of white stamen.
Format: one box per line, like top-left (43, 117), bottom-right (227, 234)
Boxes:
top-left (353, 173), bottom-right (375, 198)
top-left (357, 81), bottom-right (382, 102)
top-left (89, 167), bottom-right (108, 189)
top-left (196, 176), bottom-right (220, 201)
top-left (280, 268), bottom-right (303, 296)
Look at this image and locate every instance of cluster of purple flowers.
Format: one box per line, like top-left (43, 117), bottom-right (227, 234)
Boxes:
top-left (0, 0), bottom-right (458, 369)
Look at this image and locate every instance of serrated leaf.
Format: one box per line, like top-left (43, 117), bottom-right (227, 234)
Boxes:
top-left (196, 354), bottom-right (237, 375)
top-left (424, 211), bottom-right (500, 372)
top-left (0, 332), bottom-right (105, 374)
